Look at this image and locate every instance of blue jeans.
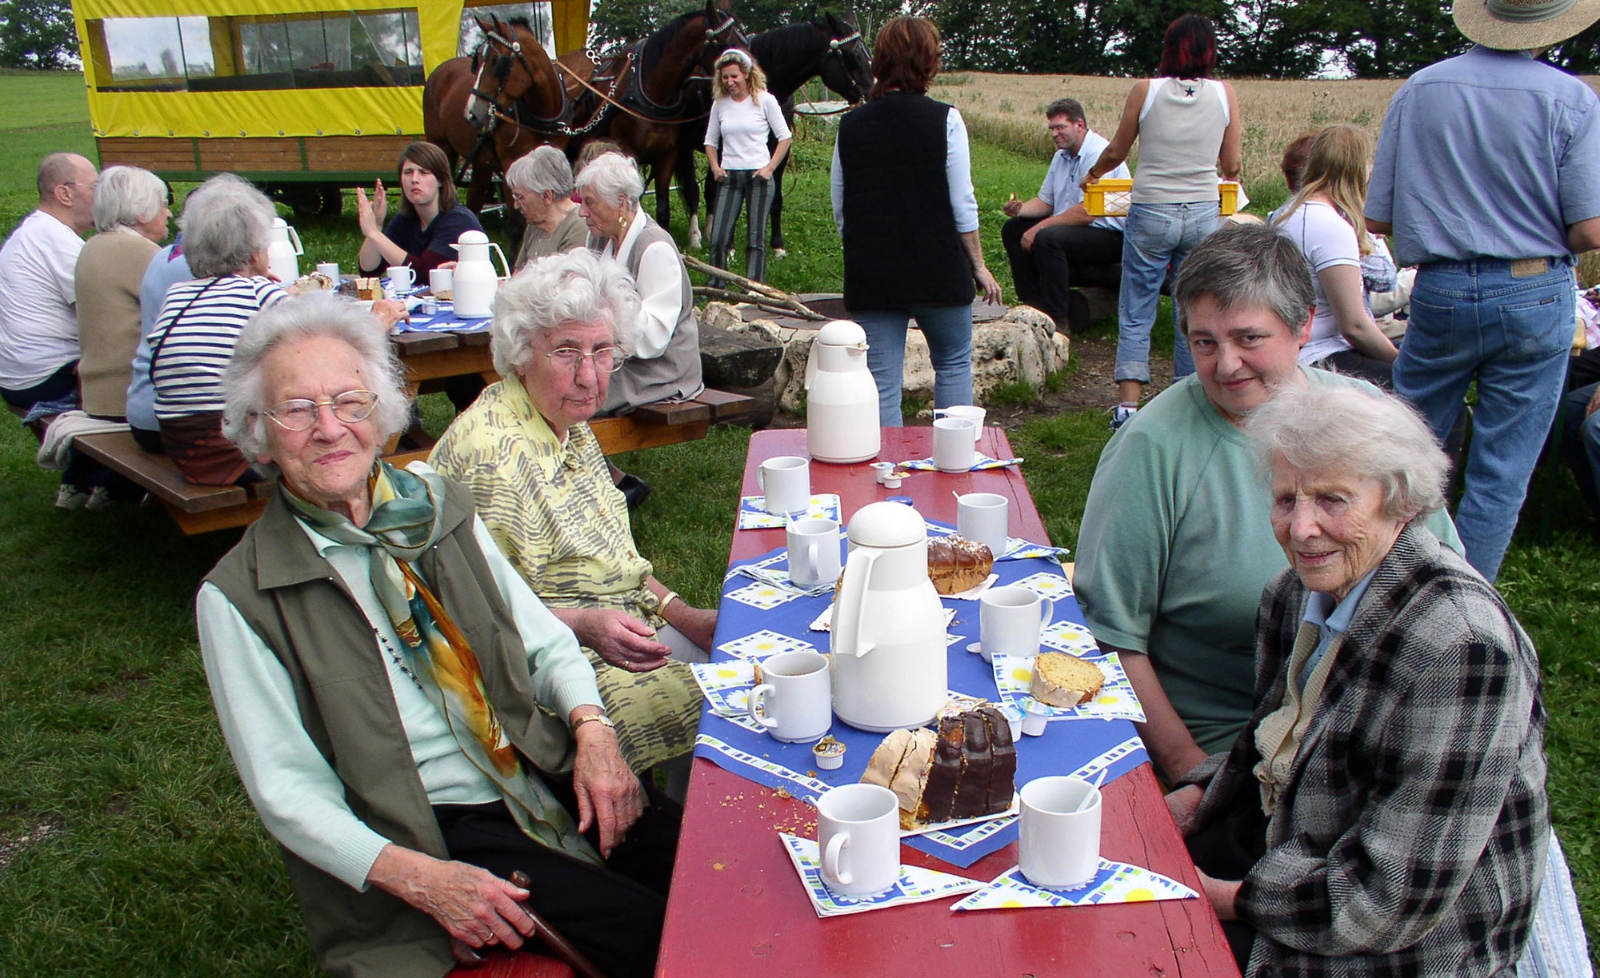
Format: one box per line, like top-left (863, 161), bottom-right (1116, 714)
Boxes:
top-left (853, 305), bottom-right (973, 427)
top-left (1114, 201), bottom-right (1220, 384)
top-left (1393, 258), bottom-right (1575, 581)
top-left (1561, 381), bottom-right (1600, 518)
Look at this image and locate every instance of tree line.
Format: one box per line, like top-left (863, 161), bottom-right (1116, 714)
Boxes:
top-left (5, 0), bottom-right (1596, 77)
top-left (591, 0), bottom-right (1599, 77)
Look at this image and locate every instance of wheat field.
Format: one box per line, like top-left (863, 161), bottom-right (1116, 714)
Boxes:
top-left (932, 71), bottom-right (1600, 285)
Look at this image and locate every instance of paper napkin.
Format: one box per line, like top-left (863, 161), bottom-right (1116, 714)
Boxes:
top-left (952, 861), bottom-right (1197, 910)
top-left (779, 833), bottom-right (984, 917)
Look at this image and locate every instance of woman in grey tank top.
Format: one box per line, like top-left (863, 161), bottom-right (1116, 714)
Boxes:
top-left (1082, 14), bottom-right (1242, 429)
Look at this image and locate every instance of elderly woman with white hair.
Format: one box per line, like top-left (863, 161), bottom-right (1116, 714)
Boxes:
top-left (147, 175), bottom-right (404, 484)
top-left (574, 152), bottom-right (703, 415)
top-left (74, 164), bottom-right (170, 422)
top-left (507, 145), bottom-right (586, 272)
top-left (429, 249), bottom-right (708, 792)
top-left (144, 174), bottom-right (287, 484)
top-left (198, 292), bottom-right (679, 978)
top-left (1168, 382), bottom-right (1549, 976)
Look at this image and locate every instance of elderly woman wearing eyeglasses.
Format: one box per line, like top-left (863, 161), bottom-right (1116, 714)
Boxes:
top-left (198, 292), bottom-right (680, 978)
top-left (429, 250), bottom-right (708, 794)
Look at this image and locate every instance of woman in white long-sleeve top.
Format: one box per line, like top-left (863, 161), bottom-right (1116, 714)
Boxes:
top-left (703, 48), bottom-right (792, 286)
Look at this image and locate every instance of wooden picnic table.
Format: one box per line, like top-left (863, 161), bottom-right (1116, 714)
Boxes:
top-left (656, 427), bottom-right (1240, 978)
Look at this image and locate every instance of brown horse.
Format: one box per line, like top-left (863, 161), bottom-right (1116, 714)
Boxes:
top-left (423, 15), bottom-right (569, 212)
top-left (561, 1), bottom-right (746, 233)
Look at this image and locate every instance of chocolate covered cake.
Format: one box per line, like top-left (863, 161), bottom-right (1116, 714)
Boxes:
top-left (860, 705), bottom-right (1016, 827)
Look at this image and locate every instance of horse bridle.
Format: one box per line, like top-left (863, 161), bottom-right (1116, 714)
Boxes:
top-left (821, 29), bottom-right (870, 98)
top-left (469, 27), bottom-right (566, 131)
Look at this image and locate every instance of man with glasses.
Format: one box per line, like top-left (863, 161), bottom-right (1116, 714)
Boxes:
top-left (1000, 99), bottom-right (1128, 335)
top-left (0, 153), bottom-right (98, 421)
top-left (0, 153), bottom-right (101, 507)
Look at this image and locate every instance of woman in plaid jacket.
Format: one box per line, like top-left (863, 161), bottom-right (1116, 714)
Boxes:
top-left (1172, 383), bottom-right (1548, 976)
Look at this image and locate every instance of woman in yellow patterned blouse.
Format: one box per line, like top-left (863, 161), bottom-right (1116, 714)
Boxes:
top-left (429, 250), bottom-right (713, 786)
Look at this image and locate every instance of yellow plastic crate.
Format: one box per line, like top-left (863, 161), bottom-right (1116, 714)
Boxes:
top-left (1219, 180), bottom-right (1240, 216)
top-left (1083, 178), bottom-right (1133, 217)
top-left (1083, 178), bottom-right (1242, 217)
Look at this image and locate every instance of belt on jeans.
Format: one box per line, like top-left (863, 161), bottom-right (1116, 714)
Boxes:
top-left (1421, 257), bottom-right (1568, 277)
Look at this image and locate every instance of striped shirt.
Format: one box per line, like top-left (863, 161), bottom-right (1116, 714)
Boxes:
top-left (149, 275), bottom-right (285, 420)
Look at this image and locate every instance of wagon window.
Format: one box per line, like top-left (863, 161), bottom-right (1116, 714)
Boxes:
top-left (88, 10), bottom-right (426, 94)
top-left (458, 3), bottom-right (555, 58)
top-left (92, 15), bottom-right (213, 91)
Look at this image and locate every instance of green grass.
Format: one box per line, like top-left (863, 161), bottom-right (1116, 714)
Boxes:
top-left (1, 68), bottom-right (1597, 974)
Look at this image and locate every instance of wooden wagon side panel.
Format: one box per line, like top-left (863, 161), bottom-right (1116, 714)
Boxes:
top-left (97, 136), bottom-right (199, 172)
top-left (198, 137), bottom-right (303, 170)
top-left (304, 135), bottom-right (415, 171)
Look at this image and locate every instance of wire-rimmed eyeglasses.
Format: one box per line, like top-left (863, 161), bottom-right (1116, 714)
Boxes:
top-left (545, 347), bottom-right (626, 373)
top-left (263, 390), bottom-right (380, 431)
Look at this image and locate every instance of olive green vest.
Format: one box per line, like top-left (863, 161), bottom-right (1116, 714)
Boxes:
top-left (205, 482), bottom-right (575, 978)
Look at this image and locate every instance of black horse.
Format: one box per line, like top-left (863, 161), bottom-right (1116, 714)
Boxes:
top-left (678, 13), bottom-right (873, 256)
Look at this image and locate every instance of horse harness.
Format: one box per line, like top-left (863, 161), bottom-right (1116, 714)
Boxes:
top-left (468, 29), bottom-right (571, 140)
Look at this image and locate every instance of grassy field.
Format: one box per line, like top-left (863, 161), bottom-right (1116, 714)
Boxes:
top-left (1, 68), bottom-right (1598, 974)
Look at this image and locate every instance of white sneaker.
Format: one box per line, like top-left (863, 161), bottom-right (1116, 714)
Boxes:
top-left (85, 486), bottom-right (116, 511)
top-left (1110, 403), bottom-right (1139, 431)
top-left (55, 485), bottom-right (90, 510)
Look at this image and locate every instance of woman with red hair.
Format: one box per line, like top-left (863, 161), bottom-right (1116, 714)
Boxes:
top-left (830, 16), bottom-right (1002, 426)
top-left (1083, 14), bottom-right (1242, 429)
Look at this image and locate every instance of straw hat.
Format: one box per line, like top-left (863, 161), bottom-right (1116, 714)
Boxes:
top-left (1452, 0), bottom-right (1600, 50)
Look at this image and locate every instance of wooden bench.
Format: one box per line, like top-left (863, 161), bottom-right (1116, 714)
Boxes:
top-left (69, 389), bottom-right (759, 535)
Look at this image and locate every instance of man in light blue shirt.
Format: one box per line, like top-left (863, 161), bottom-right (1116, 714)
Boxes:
top-left (1365, 0), bottom-right (1600, 582)
top-left (1000, 98), bottom-right (1129, 334)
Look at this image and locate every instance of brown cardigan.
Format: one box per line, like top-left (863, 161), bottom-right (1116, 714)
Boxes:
top-left (75, 231), bottom-right (158, 418)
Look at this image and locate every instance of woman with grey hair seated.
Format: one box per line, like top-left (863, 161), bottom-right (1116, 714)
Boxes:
top-left (1169, 382), bottom-right (1548, 975)
top-left (75, 165), bottom-right (170, 423)
top-left (574, 152), bottom-right (703, 415)
top-left (199, 291), bottom-right (679, 978)
top-left (147, 175), bottom-right (405, 484)
top-left (507, 145), bottom-right (585, 271)
top-left (429, 249), bottom-right (707, 794)
top-left (145, 173), bottom-right (287, 484)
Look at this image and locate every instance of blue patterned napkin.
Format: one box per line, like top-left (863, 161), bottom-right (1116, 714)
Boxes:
top-left (951, 861), bottom-right (1197, 910)
top-left (899, 453), bottom-right (1022, 472)
top-left (779, 833), bottom-right (984, 917)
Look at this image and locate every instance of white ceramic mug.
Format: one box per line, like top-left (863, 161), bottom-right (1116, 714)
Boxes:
top-left (935, 405), bottom-right (986, 443)
top-left (957, 492), bottom-right (1009, 557)
top-left (315, 261), bottom-right (340, 280)
top-left (787, 517), bottom-right (842, 588)
top-left (386, 265), bottom-right (415, 292)
top-left (932, 417), bottom-right (977, 472)
top-left (747, 650), bottom-right (831, 743)
top-left (979, 585), bottom-right (1053, 661)
top-left (430, 267), bottom-right (453, 295)
top-left (817, 783), bottom-right (902, 898)
top-left (758, 455), bottom-right (811, 516)
top-left (1019, 776), bottom-right (1102, 890)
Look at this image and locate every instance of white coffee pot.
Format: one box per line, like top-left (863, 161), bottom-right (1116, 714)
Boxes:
top-left (805, 320), bottom-right (880, 464)
top-left (266, 218), bottom-right (303, 284)
top-left (830, 501), bottom-right (948, 732)
top-left (450, 230), bottom-right (510, 318)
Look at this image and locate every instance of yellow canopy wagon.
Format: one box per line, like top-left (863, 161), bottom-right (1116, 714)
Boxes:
top-left (70, 0), bottom-right (589, 213)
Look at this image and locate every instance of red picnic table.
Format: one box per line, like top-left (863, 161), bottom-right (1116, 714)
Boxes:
top-left (655, 426), bottom-right (1240, 978)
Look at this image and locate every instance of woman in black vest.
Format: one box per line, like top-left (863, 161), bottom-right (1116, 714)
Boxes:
top-left (830, 16), bottom-right (1002, 426)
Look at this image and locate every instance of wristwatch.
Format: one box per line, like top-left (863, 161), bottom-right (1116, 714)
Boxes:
top-left (572, 713), bottom-right (616, 733)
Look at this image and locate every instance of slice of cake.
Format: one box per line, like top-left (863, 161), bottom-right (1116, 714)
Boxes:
top-left (861, 706), bottom-right (1015, 827)
top-left (860, 727), bottom-right (937, 829)
top-left (1030, 652), bottom-right (1105, 707)
top-left (927, 535), bottom-right (993, 595)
